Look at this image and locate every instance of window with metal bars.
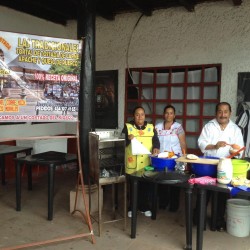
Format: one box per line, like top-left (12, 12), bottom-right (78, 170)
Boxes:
top-left (125, 64), bottom-right (221, 154)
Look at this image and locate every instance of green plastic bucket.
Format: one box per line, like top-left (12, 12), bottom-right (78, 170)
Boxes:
top-left (231, 159), bottom-right (250, 178)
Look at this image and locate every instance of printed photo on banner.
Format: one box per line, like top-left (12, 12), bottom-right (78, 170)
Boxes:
top-left (0, 30), bottom-right (82, 122)
top-left (95, 70), bottom-right (118, 128)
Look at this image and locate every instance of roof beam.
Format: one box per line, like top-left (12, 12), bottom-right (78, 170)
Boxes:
top-left (0, 0), bottom-right (69, 25)
top-left (96, 0), bottom-right (116, 20)
top-left (178, 0), bottom-right (195, 12)
top-left (123, 0), bottom-right (152, 16)
top-left (96, 11), bottom-right (115, 21)
top-left (232, 0), bottom-right (242, 6)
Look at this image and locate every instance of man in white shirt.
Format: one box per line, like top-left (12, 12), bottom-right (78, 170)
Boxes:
top-left (197, 102), bottom-right (244, 231)
top-left (198, 102), bottom-right (244, 158)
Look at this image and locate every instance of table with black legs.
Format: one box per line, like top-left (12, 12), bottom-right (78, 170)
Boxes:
top-left (195, 183), bottom-right (250, 250)
top-left (128, 170), bottom-right (193, 250)
top-left (128, 168), bottom-right (250, 250)
top-left (14, 151), bottom-right (77, 220)
top-left (0, 144), bottom-right (32, 185)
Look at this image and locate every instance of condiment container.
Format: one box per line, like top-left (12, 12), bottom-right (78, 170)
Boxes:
top-left (217, 158), bottom-right (233, 184)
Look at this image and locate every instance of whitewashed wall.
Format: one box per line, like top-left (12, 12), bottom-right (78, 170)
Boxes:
top-left (95, 1), bottom-right (250, 129)
top-left (0, 1), bottom-right (250, 138)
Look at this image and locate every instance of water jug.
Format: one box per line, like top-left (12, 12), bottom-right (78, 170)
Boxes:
top-left (217, 158), bottom-right (233, 184)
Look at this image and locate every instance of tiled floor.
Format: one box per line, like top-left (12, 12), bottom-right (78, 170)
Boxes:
top-left (1, 169), bottom-right (250, 250)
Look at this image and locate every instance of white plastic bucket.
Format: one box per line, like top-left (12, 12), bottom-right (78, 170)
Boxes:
top-left (226, 199), bottom-right (250, 237)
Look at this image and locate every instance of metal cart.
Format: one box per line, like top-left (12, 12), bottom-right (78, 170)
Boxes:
top-left (89, 131), bottom-right (127, 235)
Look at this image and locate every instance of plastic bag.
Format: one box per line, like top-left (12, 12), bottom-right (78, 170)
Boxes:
top-left (188, 176), bottom-right (216, 185)
top-left (131, 138), bottom-right (151, 155)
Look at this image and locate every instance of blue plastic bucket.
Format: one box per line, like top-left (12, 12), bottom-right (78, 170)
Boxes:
top-left (191, 156), bottom-right (219, 177)
top-left (150, 156), bottom-right (176, 171)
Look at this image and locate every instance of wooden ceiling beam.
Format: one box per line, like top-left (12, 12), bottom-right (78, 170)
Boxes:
top-left (123, 0), bottom-right (152, 16)
top-left (96, 11), bottom-right (115, 21)
top-left (178, 0), bottom-right (195, 12)
top-left (0, 0), bottom-right (244, 25)
top-left (232, 0), bottom-right (242, 6)
top-left (0, 0), bottom-right (70, 25)
top-left (96, 0), bottom-right (116, 21)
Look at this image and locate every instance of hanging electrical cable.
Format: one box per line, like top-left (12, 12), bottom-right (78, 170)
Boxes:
top-left (126, 13), bottom-right (144, 78)
top-left (125, 13), bottom-right (152, 114)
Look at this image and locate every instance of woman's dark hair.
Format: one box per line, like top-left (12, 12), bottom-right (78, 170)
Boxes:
top-left (163, 105), bottom-right (176, 122)
top-left (164, 105), bottom-right (176, 114)
top-left (132, 106), bottom-right (145, 115)
top-left (216, 102), bottom-right (231, 113)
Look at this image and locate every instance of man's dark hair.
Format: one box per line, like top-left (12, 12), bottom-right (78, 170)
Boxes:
top-left (216, 102), bottom-right (232, 113)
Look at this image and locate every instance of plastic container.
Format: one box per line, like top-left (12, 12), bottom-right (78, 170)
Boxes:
top-left (232, 159), bottom-right (250, 178)
top-left (226, 199), bottom-right (250, 237)
top-left (217, 158), bottom-right (233, 184)
top-left (191, 156), bottom-right (219, 177)
top-left (150, 156), bottom-right (176, 171)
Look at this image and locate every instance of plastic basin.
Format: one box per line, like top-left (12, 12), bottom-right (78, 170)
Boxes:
top-left (150, 156), bottom-right (176, 171)
top-left (191, 156), bottom-right (219, 177)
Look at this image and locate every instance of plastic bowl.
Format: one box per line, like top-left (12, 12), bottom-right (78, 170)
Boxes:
top-left (150, 156), bottom-right (176, 171)
top-left (191, 156), bottom-right (220, 177)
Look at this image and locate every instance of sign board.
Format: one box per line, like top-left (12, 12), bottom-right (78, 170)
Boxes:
top-left (0, 30), bottom-right (82, 122)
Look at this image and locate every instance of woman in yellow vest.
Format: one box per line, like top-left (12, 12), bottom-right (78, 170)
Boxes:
top-left (122, 106), bottom-right (160, 217)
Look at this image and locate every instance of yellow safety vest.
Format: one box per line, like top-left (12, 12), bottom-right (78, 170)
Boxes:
top-left (125, 123), bottom-right (154, 174)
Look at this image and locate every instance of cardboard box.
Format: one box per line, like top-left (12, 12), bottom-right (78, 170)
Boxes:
top-left (70, 184), bottom-right (103, 216)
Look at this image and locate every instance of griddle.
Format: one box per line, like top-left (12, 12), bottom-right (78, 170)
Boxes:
top-left (31, 151), bottom-right (66, 161)
top-left (142, 170), bottom-right (189, 184)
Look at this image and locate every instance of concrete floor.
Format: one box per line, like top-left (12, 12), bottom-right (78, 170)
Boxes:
top-left (1, 168), bottom-right (250, 250)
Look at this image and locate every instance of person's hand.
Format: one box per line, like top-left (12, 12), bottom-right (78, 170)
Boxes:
top-left (152, 148), bottom-right (160, 156)
top-left (128, 134), bottom-right (134, 140)
top-left (215, 141), bottom-right (227, 149)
